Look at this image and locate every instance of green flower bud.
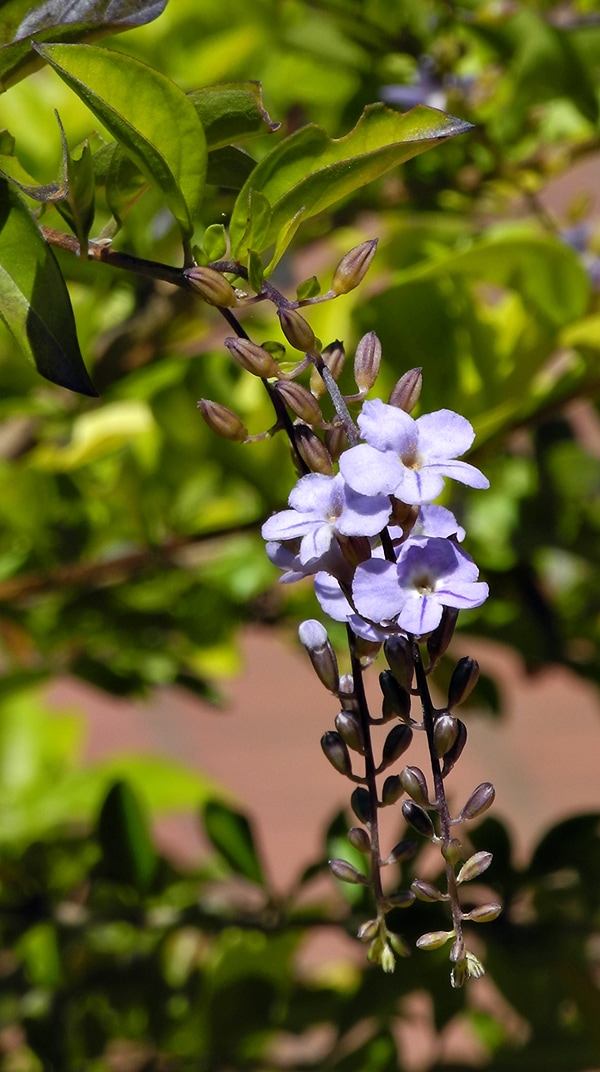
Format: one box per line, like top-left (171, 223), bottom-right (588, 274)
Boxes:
top-left (357, 918), bottom-right (379, 942)
top-left (383, 838), bottom-right (417, 865)
top-left (331, 239), bottom-right (378, 295)
top-left (450, 951), bottom-right (485, 988)
top-left (458, 782), bottom-right (495, 822)
top-left (335, 711), bottom-right (365, 754)
top-left (293, 425), bottom-right (334, 476)
top-left (441, 838), bottom-right (463, 865)
top-left (463, 902), bottom-right (502, 923)
top-left (411, 879), bottom-right (444, 902)
top-left (348, 826), bottom-right (371, 853)
top-left (185, 265), bottom-right (238, 307)
top-left (434, 713), bottom-right (459, 757)
top-left (448, 656), bottom-right (480, 709)
top-left (224, 336), bottom-right (281, 378)
top-left (442, 719), bottom-right (467, 777)
top-left (381, 775), bottom-right (403, 806)
top-left (384, 636), bottom-right (414, 691)
top-left (197, 399), bottom-right (248, 441)
top-left (353, 331), bottom-right (382, 393)
top-left (416, 929), bottom-right (454, 951)
top-left (379, 670), bottom-right (412, 723)
top-left (381, 724), bottom-right (413, 769)
top-left (274, 380), bottom-right (324, 425)
top-left (320, 731), bottom-right (352, 777)
top-left (400, 765), bottom-right (430, 807)
top-left (278, 307), bottom-right (316, 352)
top-left (388, 367), bottom-right (422, 413)
top-left (456, 850), bottom-right (493, 884)
top-left (402, 800), bottom-right (435, 839)
top-left (380, 942), bottom-right (396, 974)
top-left (350, 787), bottom-right (372, 825)
top-left (298, 619), bottom-right (339, 692)
top-left (388, 932), bottom-right (411, 958)
top-left (450, 936), bottom-right (465, 963)
top-left (329, 858), bottom-right (367, 884)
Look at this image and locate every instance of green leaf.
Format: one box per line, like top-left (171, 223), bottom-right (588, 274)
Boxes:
top-left (35, 42), bottom-right (207, 245)
top-left (55, 138), bottom-right (95, 255)
top-left (229, 103), bottom-right (472, 263)
top-left (203, 223), bottom-right (228, 262)
top-left (202, 799), bottom-right (266, 887)
top-left (0, 177), bottom-right (96, 395)
top-left (207, 145), bottom-right (255, 190)
top-left (188, 81), bottom-right (280, 150)
top-left (97, 779), bottom-right (158, 892)
top-left (0, 112), bottom-right (68, 204)
top-left (0, 0), bottom-right (167, 91)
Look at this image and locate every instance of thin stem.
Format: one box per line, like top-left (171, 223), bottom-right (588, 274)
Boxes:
top-left (413, 643), bottom-right (464, 948)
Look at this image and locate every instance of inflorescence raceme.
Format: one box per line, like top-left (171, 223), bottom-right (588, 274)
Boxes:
top-left (197, 238), bottom-right (501, 985)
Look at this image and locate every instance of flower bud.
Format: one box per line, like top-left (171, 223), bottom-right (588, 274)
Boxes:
top-left (389, 499), bottom-right (419, 532)
top-left (357, 918), bottom-right (379, 942)
top-left (298, 619), bottom-right (339, 693)
top-left (381, 724), bottom-right (413, 769)
top-left (388, 367), bottom-right (422, 413)
top-left (348, 826), bottom-right (371, 853)
top-left (337, 533), bottom-right (372, 568)
top-left (278, 307), bottom-right (316, 352)
top-left (450, 937), bottom-right (465, 963)
top-left (463, 902), bottom-right (502, 923)
top-left (331, 239), bottom-right (378, 296)
top-left (458, 782), bottom-right (495, 822)
top-left (388, 932), bottom-right (411, 958)
top-left (383, 838), bottom-right (417, 865)
top-left (224, 336), bottom-right (281, 378)
top-left (402, 800), bottom-right (435, 839)
top-left (427, 606), bottom-right (459, 665)
top-left (353, 331), bottom-right (381, 393)
top-left (324, 423), bottom-right (348, 462)
top-left (384, 636), bottom-right (414, 692)
top-left (354, 636), bottom-right (383, 668)
top-left (434, 713), bottom-right (459, 757)
top-left (350, 787), bottom-right (372, 825)
top-left (456, 850), bottom-right (493, 884)
top-left (381, 775), bottom-right (403, 806)
top-left (293, 425), bottom-right (334, 476)
top-left (385, 889), bottom-right (415, 908)
top-left (320, 731), bottom-right (352, 777)
top-left (273, 380), bottom-right (324, 425)
top-left (416, 929), bottom-right (454, 951)
top-left (185, 265), bottom-right (238, 307)
top-left (380, 942), bottom-right (396, 974)
top-left (411, 880), bottom-right (444, 902)
top-left (400, 766), bottom-right (430, 807)
top-left (197, 399), bottom-right (248, 441)
top-left (447, 656), bottom-right (480, 709)
top-left (442, 719), bottom-right (467, 777)
top-left (379, 670), bottom-right (412, 723)
top-left (441, 838), bottom-right (463, 865)
top-left (311, 340), bottom-right (346, 397)
top-left (335, 710), bottom-right (365, 754)
top-left (329, 858), bottom-right (367, 884)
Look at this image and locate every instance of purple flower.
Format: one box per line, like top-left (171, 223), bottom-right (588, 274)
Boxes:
top-left (261, 472), bottom-right (391, 566)
top-left (352, 536), bottom-right (488, 636)
top-left (339, 399), bottom-right (489, 505)
top-left (314, 571), bottom-right (387, 642)
top-left (391, 504), bottom-right (466, 544)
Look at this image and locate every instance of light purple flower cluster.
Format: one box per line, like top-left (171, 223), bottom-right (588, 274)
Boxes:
top-left (262, 396), bottom-right (490, 640)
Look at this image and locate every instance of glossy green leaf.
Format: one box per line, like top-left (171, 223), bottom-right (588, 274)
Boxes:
top-left (0, 112), bottom-right (68, 203)
top-left (0, 0), bottom-right (167, 91)
top-left (97, 779), bottom-right (158, 892)
top-left (188, 81), bottom-right (280, 150)
top-left (55, 139), bottom-right (95, 254)
top-left (35, 42), bottom-right (207, 243)
top-left (0, 177), bottom-right (96, 395)
top-left (202, 799), bottom-right (266, 887)
top-left (229, 103), bottom-right (472, 262)
top-left (206, 145), bottom-right (255, 190)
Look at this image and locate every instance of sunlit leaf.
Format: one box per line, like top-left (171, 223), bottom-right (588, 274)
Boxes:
top-left (188, 81), bottom-right (280, 149)
top-left (202, 799), bottom-right (267, 887)
top-left (0, 177), bottom-right (96, 395)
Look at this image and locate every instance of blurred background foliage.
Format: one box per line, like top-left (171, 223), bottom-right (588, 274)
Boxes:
top-left (0, 0), bottom-right (600, 1068)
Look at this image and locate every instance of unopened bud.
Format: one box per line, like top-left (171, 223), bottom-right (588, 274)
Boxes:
top-left (383, 838), bottom-right (417, 865)
top-left (434, 713), bottom-right (459, 757)
top-left (329, 858), bottom-right (367, 884)
top-left (385, 889), bottom-right (415, 908)
top-left (357, 918), bottom-right (379, 942)
top-left (331, 239), bottom-right (377, 296)
top-left (448, 656), bottom-right (480, 709)
top-left (381, 775), bottom-right (403, 806)
top-left (458, 782), bottom-right (495, 822)
top-left (353, 331), bottom-right (381, 393)
top-left (354, 638), bottom-right (383, 669)
top-left (388, 367), bottom-right (422, 412)
top-left (416, 929), bottom-right (454, 951)
top-left (324, 423), bottom-right (348, 462)
top-left (320, 731), bottom-right (352, 777)
top-left (311, 340), bottom-right (345, 396)
top-left (224, 336), bottom-right (281, 378)
top-left (185, 265), bottom-right (238, 307)
top-left (298, 619), bottom-right (339, 692)
top-left (411, 880), bottom-right (444, 902)
top-left (348, 826), bottom-right (371, 853)
top-left (450, 937), bottom-right (465, 963)
top-left (335, 711), bottom-right (365, 754)
top-left (293, 425), bottom-right (334, 476)
top-left (197, 399), bottom-right (248, 441)
top-left (441, 838), bottom-right (463, 865)
top-left (402, 800), bottom-right (435, 839)
top-left (337, 533), bottom-right (372, 568)
top-left (388, 932), bottom-right (411, 957)
top-left (379, 670), bottom-right (412, 722)
top-left (380, 943), bottom-right (396, 973)
top-left (381, 724), bottom-right (413, 769)
top-left (384, 637), bottom-right (414, 692)
top-left (442, 719), bottom-right (467, 777)
top-left (351, 787), bottom-right (372, 825)
top-left (463, 902), bottom-right (502, 923)
top-left (427, 606), bottom-right (459, 665)
top-left (400, 766), bottom-right (430, 807)
top-left (278, 307), bottom-right (316, 352)
top-left (456, 850), bottom-right (493, 884)
top-left (274, 380), bottom-right (324, 425)
top-left (389, 499), bottom-right (419, 532)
